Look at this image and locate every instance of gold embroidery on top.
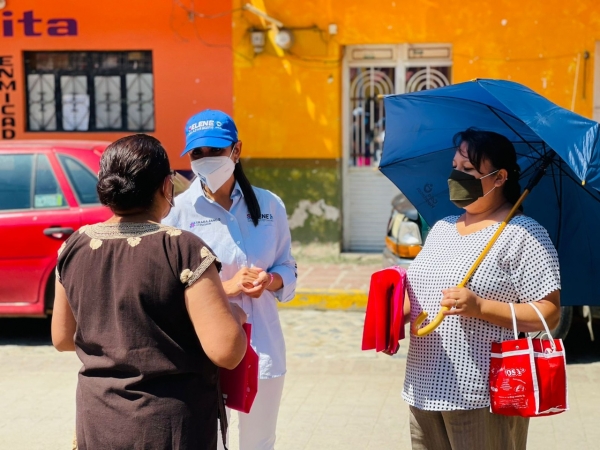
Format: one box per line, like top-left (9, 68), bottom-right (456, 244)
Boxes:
top-left (200, 247), bottom-right (211, 259)
top-left (83, 223), bottom-right (183, 250)
top-left (83, 222), bottom-right (180, 240)
top-left (186, 253), bottom-right (217, 288)
top-left (180, 269), bottom-right (193, 284)
top-left (127, 237), bottom-right (141, 247)
top-left (90, 239), bottom-right (102, 250)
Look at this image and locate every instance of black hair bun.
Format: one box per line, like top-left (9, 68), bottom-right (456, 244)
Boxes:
top-left (97, 174), bottom-right (137, 210)
top-left (96, 134), bottom-right (170, 212)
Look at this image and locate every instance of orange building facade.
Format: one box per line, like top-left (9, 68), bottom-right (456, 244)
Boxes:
top-left (4, 1), bottom-right (600, 248)
top-left (1, 0), bottom-right (233, 168)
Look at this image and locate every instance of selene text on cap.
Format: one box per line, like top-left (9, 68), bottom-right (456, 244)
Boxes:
top-left (181, 109), bottom-right (238, 156)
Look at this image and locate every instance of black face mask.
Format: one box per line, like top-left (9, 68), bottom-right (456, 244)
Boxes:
top-left (447, 169), bottom-right (499, 208)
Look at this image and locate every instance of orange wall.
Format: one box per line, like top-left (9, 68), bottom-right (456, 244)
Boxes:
top-left (233, 0), bottom-right (600, 160)
top-left (1, 0), bottom-right (234, 169)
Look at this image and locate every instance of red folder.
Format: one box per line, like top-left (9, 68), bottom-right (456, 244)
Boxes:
top-left (361, 266), bottom-right (407, 354)
top-left (220, 323), bottom-right (259, 413)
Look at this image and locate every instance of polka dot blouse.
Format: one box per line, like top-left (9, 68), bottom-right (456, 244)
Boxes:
top-left (402, 214), bottom-right (561, 411)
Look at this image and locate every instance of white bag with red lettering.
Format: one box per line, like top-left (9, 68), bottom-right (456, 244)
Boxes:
top-left (489, 302), bottom-right (568, 417)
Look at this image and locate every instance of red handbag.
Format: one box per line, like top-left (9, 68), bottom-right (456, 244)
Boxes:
top-left (362, 266), bottom-right (407, 354)
top-left (220, 323), bottom-right (259, 414)
top-left (489, 302), bottom-right (568, 417)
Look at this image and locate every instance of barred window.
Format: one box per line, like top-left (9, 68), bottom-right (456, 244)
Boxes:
top-left (24, 51), bottom-right (155, 132)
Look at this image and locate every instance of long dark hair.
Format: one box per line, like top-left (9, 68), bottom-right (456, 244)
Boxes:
top-left (453, 127), bottom-right (523, 210)
top-left (234, 160), bottom-right (261, 226)
top-left (97, 134), bottom-right (170, 212)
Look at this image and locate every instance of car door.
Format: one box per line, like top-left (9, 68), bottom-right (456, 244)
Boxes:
top-left (56, 151), bottom-right (111, 226)
top-left (0, 151), bottom-right (80, 306)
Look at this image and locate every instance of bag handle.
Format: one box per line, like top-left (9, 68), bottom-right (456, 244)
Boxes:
top-left (527, 302), bottom-right (557, 352)
top-left (508, 303), bottom-right (519, 340)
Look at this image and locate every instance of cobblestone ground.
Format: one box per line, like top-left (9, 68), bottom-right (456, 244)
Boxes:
top-left (1, 312), bottom-right (600, 449)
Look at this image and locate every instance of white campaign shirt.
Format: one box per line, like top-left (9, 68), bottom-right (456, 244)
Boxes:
top-left (403, 215), bottom-right (560, 411)
top-left (163, 179), bottom-right (297, 379)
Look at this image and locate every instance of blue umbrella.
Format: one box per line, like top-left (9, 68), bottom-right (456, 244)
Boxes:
top-left (380, 79), bottom-right (600, 333)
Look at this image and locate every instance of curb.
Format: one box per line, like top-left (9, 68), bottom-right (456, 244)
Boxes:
top-left (278, 289), bottom-right (368, 311)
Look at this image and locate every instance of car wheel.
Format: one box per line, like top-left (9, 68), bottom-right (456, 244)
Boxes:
top-left (529, 306), bottom-right (573, 340)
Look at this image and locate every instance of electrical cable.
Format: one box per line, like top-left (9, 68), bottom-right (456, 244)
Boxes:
top-left (260, 53), bottom-right (341, 70)
top-left (173, 0), bottom-right (243, 20)
top-left (171, 0), bottom-right (340, 66)
top-left (285, 50), bottom-right (341, 65)
top-left (169, 1), bottom-right (254, 62)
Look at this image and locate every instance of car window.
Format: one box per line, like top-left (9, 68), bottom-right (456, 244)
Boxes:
top-left (58, 154), bottom-right (100, 204)
top-left (0, 154), bottom-right (34, 210)
top-left (34, 154), bottom-right (66, 208)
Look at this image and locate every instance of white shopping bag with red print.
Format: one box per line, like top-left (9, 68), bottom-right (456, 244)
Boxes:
top-left (489, 302), bottom-right (568, 417)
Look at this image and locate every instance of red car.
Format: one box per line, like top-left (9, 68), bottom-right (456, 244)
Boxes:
top-left (0, 140), bottom-right (112, 317)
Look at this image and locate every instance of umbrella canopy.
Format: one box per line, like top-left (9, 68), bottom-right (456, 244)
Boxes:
top-left (380, 79), bottom-right (600, 307)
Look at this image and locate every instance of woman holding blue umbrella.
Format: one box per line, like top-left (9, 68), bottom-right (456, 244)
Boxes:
top-left (403, 128), bottom-right (561, 450)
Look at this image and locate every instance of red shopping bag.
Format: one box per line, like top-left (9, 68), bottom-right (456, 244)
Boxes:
top-left (220, 323), bottom-right (259, 413)
top-left (362, 266), bottom-right (407, 354)
top-left (489, 302), bottom-right (568, 417)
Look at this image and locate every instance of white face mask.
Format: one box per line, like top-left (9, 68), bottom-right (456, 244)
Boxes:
top-left (190, 149), bottom-right (236, 193)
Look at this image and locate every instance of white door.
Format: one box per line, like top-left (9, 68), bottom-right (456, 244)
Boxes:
top-left (342, 44), bottom-right (452, 252)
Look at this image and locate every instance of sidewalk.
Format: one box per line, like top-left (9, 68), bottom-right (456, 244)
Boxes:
top-left (1, 249), bottom-right (600, 449)
top-left (282, 243), bottom-right (382, 311)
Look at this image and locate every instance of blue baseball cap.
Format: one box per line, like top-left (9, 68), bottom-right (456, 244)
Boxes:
top-left (181, 109), bottom-right (238, 156)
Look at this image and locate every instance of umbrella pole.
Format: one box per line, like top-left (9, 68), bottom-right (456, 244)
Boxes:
top-left (411, 151), bottom-right (556, 337)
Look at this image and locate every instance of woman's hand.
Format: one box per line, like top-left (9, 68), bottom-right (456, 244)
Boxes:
top-left (239, 270), bottom-right (270, 299)
top-left (223, 266), bottom-right (264, 297)
top-left (440, 287), bottom-right (483, 319)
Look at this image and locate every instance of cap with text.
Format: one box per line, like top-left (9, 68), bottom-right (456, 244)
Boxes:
top-left (182, 109), bottom-right (238, 156)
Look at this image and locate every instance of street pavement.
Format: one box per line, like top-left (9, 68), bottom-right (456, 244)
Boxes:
top-left (1, 251), bottom-right (600, 449)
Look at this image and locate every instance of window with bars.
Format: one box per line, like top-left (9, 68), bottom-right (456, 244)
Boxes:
top-left (24, 51), bottom-right (155, 132)
top-left (346, 45), bottom-right (452, 168)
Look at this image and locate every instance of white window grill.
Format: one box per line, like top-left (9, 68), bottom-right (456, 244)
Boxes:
top-left (346, 44), bottom-right (452, 168)
top-left (24, 51), bottom-right (155, 132)
top-left (349, 67), bottom-right (395, 167)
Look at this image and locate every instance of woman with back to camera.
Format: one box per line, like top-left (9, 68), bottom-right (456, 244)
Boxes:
top-left (164, 109), bottom-right (297, 450)
top-left (51, 134), bottom-right (248, 450)
top-left (403, 128), bottom-right (561, 450)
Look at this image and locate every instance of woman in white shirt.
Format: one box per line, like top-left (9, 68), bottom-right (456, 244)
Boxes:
top-left (403, 128), bottom-right (561, 450)
top-left (164, 109), bottom-right (297, 450)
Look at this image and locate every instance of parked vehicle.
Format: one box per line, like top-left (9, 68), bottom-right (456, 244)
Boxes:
top-left (382, 194), bottom-right (430, 269)
top-left (382, 193), bottom-right (592, 340)
top-left (0, 140), bottom-right (112, 318)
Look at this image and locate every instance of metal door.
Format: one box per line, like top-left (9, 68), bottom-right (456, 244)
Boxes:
top-left (342, 44), bottom-right (452, 252)
top-left (344, 64), bottom-right (400, 252)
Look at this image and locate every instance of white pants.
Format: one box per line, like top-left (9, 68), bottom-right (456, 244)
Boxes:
top-left (218, 375), bottom-right (285, 450)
